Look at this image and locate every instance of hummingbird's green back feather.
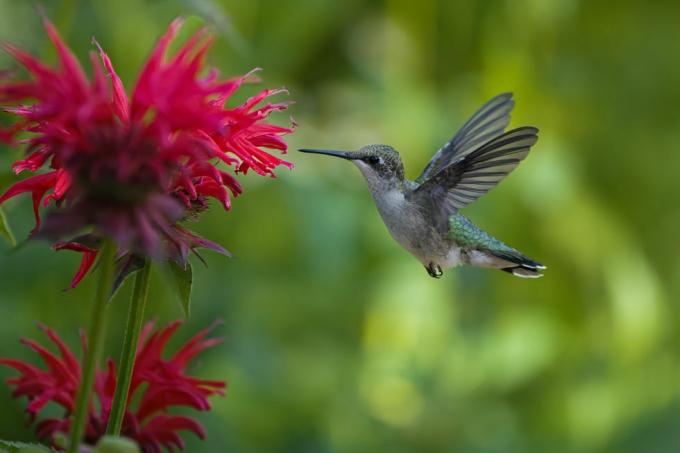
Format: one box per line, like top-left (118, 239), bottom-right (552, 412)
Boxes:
top-left (449, 213), bottom-right (511, 251)
top-left (449, 213), bottom-right (545, 277)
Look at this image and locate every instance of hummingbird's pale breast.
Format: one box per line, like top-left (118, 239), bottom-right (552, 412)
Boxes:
top-left (354, 160), bottom-right (453, 267)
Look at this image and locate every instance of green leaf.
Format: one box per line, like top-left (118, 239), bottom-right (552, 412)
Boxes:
top-left (0, 440), bottom-right (51, 453)
top-left (0, 206), bottom-right (16, 247)
top-left (109, 254), bottom-right (146, 301)
top-left (168, 260), bottom-right (193, 317)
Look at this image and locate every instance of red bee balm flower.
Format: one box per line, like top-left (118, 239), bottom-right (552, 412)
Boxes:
top-left (0, 321), bottom-right (225, 452)
top-left (0, 18), bottom-right (293, 287)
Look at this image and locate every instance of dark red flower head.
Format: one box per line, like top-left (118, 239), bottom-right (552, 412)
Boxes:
top-left (0, 321), bottom-right (225, 452)
top-left (0, 18), bottom-right (293, 287)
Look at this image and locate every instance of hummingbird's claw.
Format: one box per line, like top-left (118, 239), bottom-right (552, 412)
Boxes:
top-left (425, 263), bottom-right (443, 278)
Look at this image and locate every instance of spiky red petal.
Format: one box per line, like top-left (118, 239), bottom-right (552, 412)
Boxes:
top-left (0, 322), bottom-right (224, 451)
top-left (0, 18), bottom-right (293, 287)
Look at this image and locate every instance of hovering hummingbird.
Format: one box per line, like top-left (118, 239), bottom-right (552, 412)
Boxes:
top-left (299, 93), bottom-right (545, 278)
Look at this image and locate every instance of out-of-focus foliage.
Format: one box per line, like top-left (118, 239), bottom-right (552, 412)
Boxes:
top-left (0, 0), bottom-right (679, 452)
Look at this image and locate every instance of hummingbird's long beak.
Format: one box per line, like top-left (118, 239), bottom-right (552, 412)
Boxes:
top-left (298, 149), bottom-right (352, 159)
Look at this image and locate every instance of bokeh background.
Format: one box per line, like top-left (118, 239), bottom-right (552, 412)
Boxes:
top-left (1, 0), bottom-right (679, 452)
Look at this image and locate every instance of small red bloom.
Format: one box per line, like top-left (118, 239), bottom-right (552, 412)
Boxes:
top-left (0, 18), bottom-right (293, 287)
top-left (0, 321), bottom-right (224, 452)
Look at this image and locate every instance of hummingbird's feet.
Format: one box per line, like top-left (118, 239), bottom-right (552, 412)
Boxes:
top-left (425, 263), bottom-right (443, 278)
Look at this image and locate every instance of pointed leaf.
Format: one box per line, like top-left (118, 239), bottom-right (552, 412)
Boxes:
top-left (0, 440), bottom-right (51, 452)
top-left (0, 206), bottom-right (16, 246)
top-left (169, 260), bottom-right (193, 317)
top-left (110, 254), bottom-right (146, 300)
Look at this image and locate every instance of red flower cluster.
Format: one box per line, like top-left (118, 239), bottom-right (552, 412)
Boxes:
top-left (0, 18), bottom-right (293, 287)
top-left (0, 321), bottom-right (224, 452)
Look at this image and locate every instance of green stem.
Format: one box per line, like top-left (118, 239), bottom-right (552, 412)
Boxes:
top-left (68, 241), bottom-right (116, 453)
top-left (106, 260), bottom-right (152, 435)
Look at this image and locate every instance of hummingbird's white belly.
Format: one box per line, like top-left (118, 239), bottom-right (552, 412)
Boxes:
top-left (372, 188), bottom-right (455, 268)
top-left (440, 248), bottom-right (464, 268)
top-left (436, 248), bottom-right (495, 268)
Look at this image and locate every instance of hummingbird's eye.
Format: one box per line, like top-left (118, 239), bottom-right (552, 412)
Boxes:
top-left (366, 156), bottom-right (381, 166)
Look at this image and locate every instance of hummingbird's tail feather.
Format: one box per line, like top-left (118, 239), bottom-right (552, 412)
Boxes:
top-left (500, 264), bottom-right (544, 278)
top-left (491, 249), bottom-right (546, 278)
top-left (449, 214), bottom-right (545, 278)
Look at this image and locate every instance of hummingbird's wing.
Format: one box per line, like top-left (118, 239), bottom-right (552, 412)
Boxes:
top-left (415, 93), bottom-right (515, 185)
top-left (410, 127), bottom-right (538, 231)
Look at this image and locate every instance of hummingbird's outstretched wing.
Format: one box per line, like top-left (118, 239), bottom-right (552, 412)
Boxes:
top-left (415, 93), bottom-right (515, 185)
top-left (410, 127), bottom-right (538, 231)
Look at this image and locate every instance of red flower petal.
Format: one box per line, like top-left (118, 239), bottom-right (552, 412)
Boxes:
top-left (38, 324), bottom-right (81, 376)
top-left (0, 321), bottom-right (224, 450)
top-left (19, 338), bottom-right (78, 384)
top-left (94, 39), bottom-right (129, 122)
top-left (1, 17), bottom-right (293, 286)
top-left (42, 18), bottom-right (89, 94)
top-left (53, 241), bottom-right (99, 288)
top-left (11, 148), bottom-right (51, 173)
top-left (171, 322), bottom-right (224, 369)
top-left (0, 171), bottom-right (58, 233)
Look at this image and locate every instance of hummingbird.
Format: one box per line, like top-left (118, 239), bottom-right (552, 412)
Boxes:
top-left (299, 93), bottom-right (545, 278)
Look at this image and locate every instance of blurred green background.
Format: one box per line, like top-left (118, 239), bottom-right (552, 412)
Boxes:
top-left (1, 0), bottom-right (680, 452)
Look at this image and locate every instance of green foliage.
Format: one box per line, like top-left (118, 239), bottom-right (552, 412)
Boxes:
top-left (110, 255), bottom-right (145, 300)
top-left (0, 440), bottom-right (50, 453)
top-left (168, 260), bottom-right (193, 318)
top-left (0, 207), bottom-right (15, 247)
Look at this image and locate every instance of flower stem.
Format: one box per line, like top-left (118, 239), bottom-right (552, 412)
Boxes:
top-left (106, 259), bottom-right (152, 435)
top-left (68, 240), bottom-right (116, 453)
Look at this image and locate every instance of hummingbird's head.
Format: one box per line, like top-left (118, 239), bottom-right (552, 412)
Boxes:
top-left (299, 144), bottom-right (404, 187)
